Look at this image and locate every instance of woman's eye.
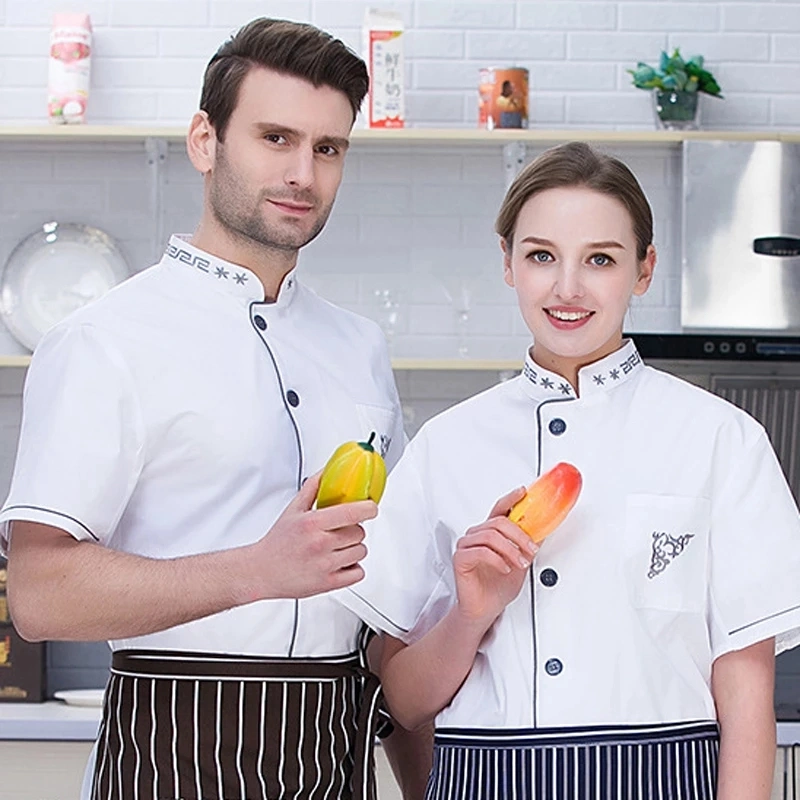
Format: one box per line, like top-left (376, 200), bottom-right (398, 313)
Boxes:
top-left (590, 253), bottom-right (613, 267)
top-left (529, 250), bottom-right (553, 263)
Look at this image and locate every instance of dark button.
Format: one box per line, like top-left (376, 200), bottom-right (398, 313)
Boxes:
top-left (540, 568), bottom-right (559, 587)
top-left (254, 315), bottom-right (267, 331)
top-left (548, 418), bottom-right (566, 436)
top-left (286, 390), bottom-right (300, 407)
top-left (545, 658), bottom-right (563, 676)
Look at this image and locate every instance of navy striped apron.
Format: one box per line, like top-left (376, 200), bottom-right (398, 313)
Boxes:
top-left (425, 721), bottom-right (720, 800)
top-left (90, 649), bottom-right (382, 800)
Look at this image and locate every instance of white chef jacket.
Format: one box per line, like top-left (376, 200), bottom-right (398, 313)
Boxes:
top-left (341, 340), bottom-right (800, 729)
top-left (0, 235), bottom-right (405, 657)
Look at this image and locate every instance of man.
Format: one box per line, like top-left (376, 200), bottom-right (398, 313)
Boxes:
top-left (1, 18), bottom-right (429, 800)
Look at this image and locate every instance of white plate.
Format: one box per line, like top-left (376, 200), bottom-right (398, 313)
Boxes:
top-left (0, 222), bottom-right (130, 351)
top-left (53, 688), bottom-right (105, 707)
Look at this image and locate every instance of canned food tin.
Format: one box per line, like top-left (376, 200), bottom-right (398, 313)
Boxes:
top-left (478, 67), bottom-right (529, 130)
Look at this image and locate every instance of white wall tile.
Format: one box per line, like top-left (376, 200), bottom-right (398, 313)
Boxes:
top-left (0, 27), bottom-right (46, 56)
top-left (722, 3), bottom-right (800, 32)
top-left (404, 29), bottom-right (464, 59)
top-left (405, 91), bottom-right (464, 123)
top-left (772, 95), bottom-right (800, 124)
top-left (699, 93), bottom-right (770, 125)
top-left (774, 33), bottom-right (800, 61)
top-left (414, 61), bottom-right (484, 90)
top-left (92, 58), bottom-right (206, 89)
top-left (518, 2), bottom-right (617, 31)
top-left (620, 3), bottom-right (719, 32)
top-left (156, 28), bottom-right (235, 57)
top-left (529, 94), bottom-right (567, 125)
top-left (209, 1), bottom-right (311, 28)
top-left (5, 0), bottom-right (109, 27)
top-left (565, 92), bottom-right (652, 125)
top-left (416, 3), bottom-right (515, 29)
top-left (110, 2), bottom-right (210, 28)
top-left (94, 28), bottom-right (160, 57)
top-left (716, 63), bottom-right (800, 92)
top-left (665, 32), bottom-right (769, 61)
top-left (567, 31), bottom-right (668, 60)
top-left (311, 0), bottom-right (412, 29)
top-left (88, 88), bottom-right (160, 121)
top-left (465, 31), bottom-right (566, 61)
top-left (529, 62), bottom-right (616, 91)
top-left (156, 90), bottom-right (200, 124)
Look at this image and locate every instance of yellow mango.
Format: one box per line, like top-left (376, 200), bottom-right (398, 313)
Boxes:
top-left (316, 432), bottom-right (387, 508)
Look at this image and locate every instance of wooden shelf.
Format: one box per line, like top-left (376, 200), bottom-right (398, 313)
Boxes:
top-left (0, 355), bottom-right (31, 367)
top-left (0, 124), bottom-right (796, 145)
top-left (391, 358), bottom-right (521, 371)
top-left (0, 354), bottom-right (521, 371)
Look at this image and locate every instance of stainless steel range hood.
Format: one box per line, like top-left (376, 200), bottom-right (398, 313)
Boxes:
top-left (682, 140), bottom-right (800, 333)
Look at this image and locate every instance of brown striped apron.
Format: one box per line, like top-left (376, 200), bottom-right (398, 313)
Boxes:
top-left (90, 649), bottom-right (382, 800)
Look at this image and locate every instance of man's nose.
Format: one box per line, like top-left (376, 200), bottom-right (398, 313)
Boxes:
top-left (284, 147), bottom-right (315, 189)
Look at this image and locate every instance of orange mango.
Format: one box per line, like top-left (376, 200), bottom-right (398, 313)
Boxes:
top-left (508, 462), bottom-right (582, 543)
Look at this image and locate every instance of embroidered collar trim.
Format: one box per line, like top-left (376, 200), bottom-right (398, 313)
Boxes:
top-left (161, 235), bottom-right (299, 307)
top-left (520, 340), bottom-right (644, 401)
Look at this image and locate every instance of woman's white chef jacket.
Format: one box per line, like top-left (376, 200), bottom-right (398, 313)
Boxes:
top-left (0, 235), bottom-right (405, 658)
top-left (341, 340), bottom-right (800, 729)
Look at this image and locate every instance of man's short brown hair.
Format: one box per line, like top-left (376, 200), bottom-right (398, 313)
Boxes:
top-left (200, 18), bottom-right (369, 141)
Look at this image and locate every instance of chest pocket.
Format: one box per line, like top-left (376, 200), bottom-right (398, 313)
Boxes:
top-left (355, 403), bottom-right (396, 460)
top-left (624, 494), bottom-right (710, 613)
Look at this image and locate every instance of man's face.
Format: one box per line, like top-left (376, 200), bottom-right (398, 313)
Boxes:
top-left (207, 67), bottom-right (353, 253)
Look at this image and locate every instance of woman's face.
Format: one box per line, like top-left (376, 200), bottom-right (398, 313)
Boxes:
top-left (502, 185), bottom-right (655, 377)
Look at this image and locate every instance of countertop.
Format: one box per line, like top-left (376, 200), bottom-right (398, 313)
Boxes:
top-left (1, 702), bottom-right (799, 744)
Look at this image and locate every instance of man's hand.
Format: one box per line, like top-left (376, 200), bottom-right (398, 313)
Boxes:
top-left (248, 472), bottom-right (378, 601)
top-left (454, 486), bottom-right (538, 626)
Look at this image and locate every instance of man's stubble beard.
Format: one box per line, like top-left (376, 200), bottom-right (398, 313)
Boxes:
top-left (209, 145), bottom-right (335, 254)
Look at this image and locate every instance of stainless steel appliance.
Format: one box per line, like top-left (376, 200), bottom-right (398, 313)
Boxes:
top-left (682, 140), bottom-right (800, 333)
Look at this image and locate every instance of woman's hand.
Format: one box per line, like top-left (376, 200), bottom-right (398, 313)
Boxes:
top-left (454, 486), bottom-right (538, 626)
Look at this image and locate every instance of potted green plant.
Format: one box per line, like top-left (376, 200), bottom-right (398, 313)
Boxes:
top-left (628, 48), bottom-right (723, 130)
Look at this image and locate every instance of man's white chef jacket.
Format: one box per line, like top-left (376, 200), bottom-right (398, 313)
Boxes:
top-left (342, 341), bottom-right (800, 729)
top-left (0, 236), bottom-right (405, 657)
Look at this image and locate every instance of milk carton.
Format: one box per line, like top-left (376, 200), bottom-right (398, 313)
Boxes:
top-left (48, 12), bottom-right (92, 124)
top-left (362, 9), bottom-right (404, 128)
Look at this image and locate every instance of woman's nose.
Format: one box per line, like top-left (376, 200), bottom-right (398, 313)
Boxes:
top-left (554, 264), bottom-right (584, 299)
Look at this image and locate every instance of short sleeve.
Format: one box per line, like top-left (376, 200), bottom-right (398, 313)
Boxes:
top-left (0, 323), bottom-right (145, 553)
top-left (709, 426), bottom-right (800, 658)
top-left (337, 432), bottom-right (455, 643)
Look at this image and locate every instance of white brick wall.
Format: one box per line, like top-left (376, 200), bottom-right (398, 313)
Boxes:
top-left (0, 2), bottom-right (795, 386)
top-left (0, 0), bottom-right (794, 127)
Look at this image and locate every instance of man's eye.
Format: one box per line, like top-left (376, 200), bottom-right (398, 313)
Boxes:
top-left (317, 145), bottom-right (338, 156)
top-left (264, 134), bottom-right (286, 144)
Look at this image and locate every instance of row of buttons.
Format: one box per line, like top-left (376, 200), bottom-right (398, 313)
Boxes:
top-left (539, 569), bottom-right (562, 675)
top-left (544, 417), bottom-right (565, 675)
top-left (253, 315), bottom-right (300, 408)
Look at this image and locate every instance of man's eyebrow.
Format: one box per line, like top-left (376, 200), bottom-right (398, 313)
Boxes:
top-left (252, 122), bottom-right (350, 151)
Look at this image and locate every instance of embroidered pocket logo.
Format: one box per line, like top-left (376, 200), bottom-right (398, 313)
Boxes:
top-left (647, 530), bottom-right (695, 579)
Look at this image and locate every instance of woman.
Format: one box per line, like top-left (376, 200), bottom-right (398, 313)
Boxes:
top-left (343, 142), bottom-right (800, 799)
